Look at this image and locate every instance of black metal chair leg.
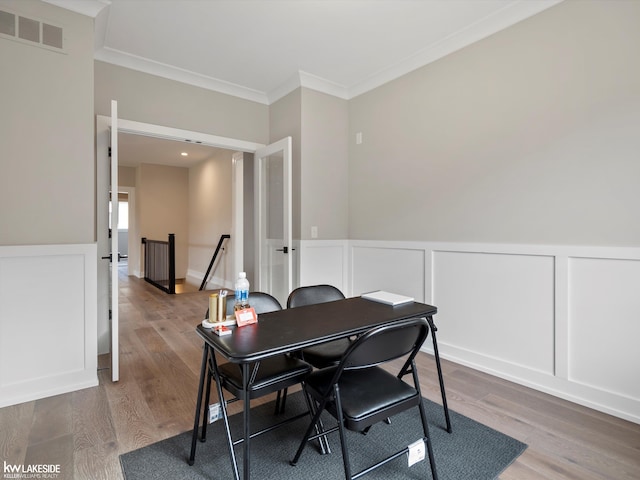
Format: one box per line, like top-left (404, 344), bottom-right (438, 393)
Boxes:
top-left (211, 354), bottom-right (240, 480)
top-left (426, 316), bottom-right (452, 433)
top-left (200, 359), bottom-right (214, 442)
top-left (333, 385), bottom-right (353, 480)
top-left (291, 395), bottom-right (331, 466)
top-left (241, 363), bottom-right (252, 480)
top-left (412, 356), bottom-right (439, 480)
top-left (418, 395), bottom-right (439, 480)
top-left (301, 388), bottom-right (330, 455)
top-left (275, 389), bottom-right (282, 414)
top-left (189, 344), bottom-right (209, 465)
top-left (279, 387), bottom-right (288, 414)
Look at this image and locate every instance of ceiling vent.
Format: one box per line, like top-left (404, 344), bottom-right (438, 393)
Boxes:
top-left (0, 9), bottom-right (64, 51)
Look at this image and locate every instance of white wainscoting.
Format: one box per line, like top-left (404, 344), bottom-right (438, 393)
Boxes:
top-left (0, 244), bottom-right (98, 408)
top-left (299, 240), bottom-right (349, 293)
top-left (299, 239), bottom-right (640, 424)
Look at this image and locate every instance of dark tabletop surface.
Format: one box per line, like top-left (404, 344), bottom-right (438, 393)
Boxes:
top-left (196, 296), bottom-right (437, 363)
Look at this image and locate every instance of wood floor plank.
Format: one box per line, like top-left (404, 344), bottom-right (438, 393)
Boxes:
top-left (24, 434), bottom-right (74, 480)
top-left (100, 367), bottom-right (163, 454)
top-left (457, 366), bottom-right (640, 442)
top-left (27, 394), bottom-right (72, 446)
top-left (129, 326), bottom-right (200, 433)
top-left (482, 393), bottom-right (640, 476)
top-left (0, 400), bottom-right (34, 467)
top-left (501, 447), bottom-right (603, 480)
top-left (152, 319), bottom-right (204, 377)
top-left (73, 442), bottom-right (123, 480)
top-left (71, 382), bottom-right (117, 450)
top-left (524, 427), bottom-right (640, 480)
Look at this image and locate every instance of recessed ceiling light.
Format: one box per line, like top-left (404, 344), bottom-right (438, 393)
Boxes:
top-left (181, 152), bottom-right (188, 156)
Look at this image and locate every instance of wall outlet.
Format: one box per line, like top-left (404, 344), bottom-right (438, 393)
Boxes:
top-left (311, 226), bottom-right (318, 238)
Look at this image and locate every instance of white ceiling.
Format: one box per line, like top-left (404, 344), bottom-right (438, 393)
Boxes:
top-left (45, 0), bottom-right (563, 167)
top-left (49, 0), bottom-right (562, 105)
top-left (118, 132), bottom-right (231, 168)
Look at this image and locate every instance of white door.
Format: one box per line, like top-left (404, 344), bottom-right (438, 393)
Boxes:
top-left (109, 100), bottom-right (120, 382)
top-left (254, 137), bottom-right (293, 306)
top-left (96, 101), bottom-right (120, 382)
top-left (96, 118), bottom-right (110, 363)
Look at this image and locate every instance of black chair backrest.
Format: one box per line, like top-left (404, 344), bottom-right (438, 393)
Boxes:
top-left (287, 284), bottom-right (345, 308)
top-left (225, 291), bottom-right (282, 315)
top-left (341, 317), bottom-right (429, 371)
top-left (206, 291), bottom-right (282, 319)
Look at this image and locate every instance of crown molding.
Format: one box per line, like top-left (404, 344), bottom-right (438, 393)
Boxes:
top-left (347, 0), bottom-right (564, 98)
top-left (42, 0), bottom-right (110, 18)
top-left (265, 73), bottom-right (303, 105)
top-left (51, 0), bottom-right (563, 104)
top-left (298, 71), bottom-right (349, 100)
top-left (266, 71), bottom-right (349, 104)
top-left (271, 0), bottom-right (564, 102)
top-left (94, 47), bottom-right (270, 105)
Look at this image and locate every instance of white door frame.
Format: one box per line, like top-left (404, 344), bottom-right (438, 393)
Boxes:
top-left (96, 115), bottom-right (111, 357)
top-left (97, 115), bottom-right (265, 273)
top-left (254, 137), bottom-right (293, 305)
top-left (110, 101), bottom-right (119, 382)
top-left (96, 116), bottom-right (265, 381)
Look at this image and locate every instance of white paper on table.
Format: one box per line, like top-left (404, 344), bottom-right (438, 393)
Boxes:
top-left (361, 290), bottom-right (414, 306)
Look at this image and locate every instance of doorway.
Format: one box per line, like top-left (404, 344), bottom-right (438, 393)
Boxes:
top-left (96, 116), bottom-right (263, 359)
top-left (97, 115), bottom-right (293, 382)
top-left (109, 190), bottom-right (131, 270)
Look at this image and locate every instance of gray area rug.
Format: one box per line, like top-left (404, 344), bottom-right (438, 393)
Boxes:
top-left (120, 392), bottom-right (526, 480)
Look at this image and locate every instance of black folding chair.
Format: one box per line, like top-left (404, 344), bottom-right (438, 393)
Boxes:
top-left (189, 292), bottom-right (313, 475)
top-left (290, 317), bottom-right (439, 480)
top-left (288, 286), bottom-right (451, 433)
top-left (287, 284), bottom-right (351, 368)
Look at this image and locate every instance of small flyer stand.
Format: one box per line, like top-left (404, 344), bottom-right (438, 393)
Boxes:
top-left (235, 307), bottom-right (258, 327)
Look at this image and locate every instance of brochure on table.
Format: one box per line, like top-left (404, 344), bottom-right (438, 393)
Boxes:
top-left (361, 290), bottom-right (414, 306)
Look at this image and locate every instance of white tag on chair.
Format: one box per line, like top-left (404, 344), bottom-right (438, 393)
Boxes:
top-left (209, 403), bottom-right (222, 424)
top-left (407, 439), bottom-right (426, 467)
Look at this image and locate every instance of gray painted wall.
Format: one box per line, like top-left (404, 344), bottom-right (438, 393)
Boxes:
top-left (0, 0), bottom-right (94, 245)
top-left (348, 0), bottom-right (640, 246)
top-left (5, 0), bottom-right (638, 251)
top-left (301, 89), bottom-right (349, 240)
top-left (94, 61), bottom-right (269, 145)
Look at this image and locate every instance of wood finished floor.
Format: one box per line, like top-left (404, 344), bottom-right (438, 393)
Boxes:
top-left (1, 269), bottom-right (639, 479)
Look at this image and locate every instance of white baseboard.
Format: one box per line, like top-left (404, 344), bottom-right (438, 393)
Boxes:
top-left (431, 343), bottom-right (640, 424)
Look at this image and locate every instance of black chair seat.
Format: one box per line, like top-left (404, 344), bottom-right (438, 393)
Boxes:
top-left (298, 337), bottom-right (352, 369)
top-left (306, 366), bottom-right (420, 431)
top-left (218, 356), bottom-right (312, 399)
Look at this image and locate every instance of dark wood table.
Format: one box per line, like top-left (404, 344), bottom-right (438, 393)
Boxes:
top-left (189, 296), bottom-right (438, 480)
